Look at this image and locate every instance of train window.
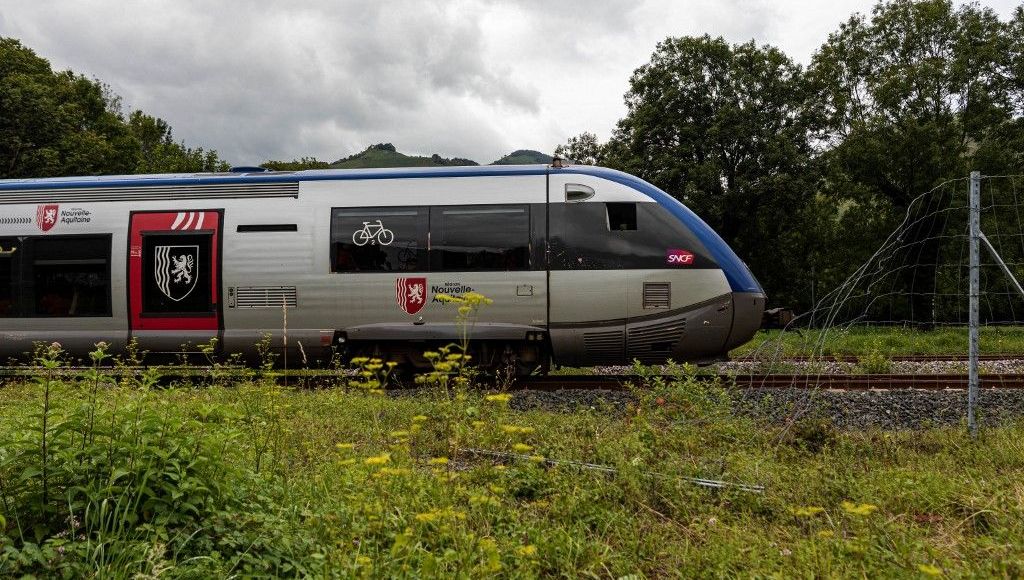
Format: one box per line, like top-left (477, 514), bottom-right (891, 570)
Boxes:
top-left (331, 207), bottom-right (428, 272)
top-left (606, 203), bottom-right (637, 231)
top-left (430, 205), bottom-right (530, 271)
top-left (23, 235), bottom-right (112, 317)
top-left (549, 202), bottom-right (710, 270)
top-left (0, 237), bottom-right (19, 317)
top-left (142, 233), bottom-right (213, 315)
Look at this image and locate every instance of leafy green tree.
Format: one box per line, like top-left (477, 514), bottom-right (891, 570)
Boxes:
top-left (0, 38), bottom-right (137, 178)
top-left (554, 132), bottom-right (605, 165)
top-left (0, 37), bottom-right (229, 178)
top-left (603, 35), bottom-right (825, 308)
top-left (260, 157), bottom-right (331, 171)
top-left (808, 0), bottom-right (1016, 323)
top-left (128, 111), bottom-right (229, 173)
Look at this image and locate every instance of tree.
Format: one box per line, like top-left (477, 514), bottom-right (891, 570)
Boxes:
top-left (0, 38), bottom-right (137, 178)
top-left (128, 111), bottom-right (229, 173)
top-left (604, 35), bottom-right (825, 308)
top-left (554, 132), bottom-right (604, 165)
top-left (0, 37), bottom-right (229, 178)
top-left (261, 157), bottom-right (331, 171)
top-left (808, 0), bottom-right (1015, 324)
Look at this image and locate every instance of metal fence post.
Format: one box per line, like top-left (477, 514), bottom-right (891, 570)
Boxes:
top-left (968, 171), bottom-right (980, 438)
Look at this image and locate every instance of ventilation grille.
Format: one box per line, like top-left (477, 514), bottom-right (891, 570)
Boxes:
top-left (235, 286), bottom-right (298, 308)
top-left (628, 318), bottom-right (686, 361)
top-left (583, 330), bottom-right (625, 364)
top-left (643, 282), bottom-right (671, 309)
top-left (0, 181), bottom-right (299, 205)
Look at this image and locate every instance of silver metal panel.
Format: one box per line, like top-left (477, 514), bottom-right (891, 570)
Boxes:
top-left (300, 175), bottom-right (547, 206)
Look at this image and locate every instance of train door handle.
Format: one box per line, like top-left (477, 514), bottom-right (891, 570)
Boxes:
top-left (517, 284), bottom-right (534, 296)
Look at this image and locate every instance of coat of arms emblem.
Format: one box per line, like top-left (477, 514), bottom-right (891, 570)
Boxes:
top-left (36, 204), bottom-right (58, 232)
top-left (396, 277), bottom-right (427, 315)
top-left (155, 245), bottom-right (199, 301)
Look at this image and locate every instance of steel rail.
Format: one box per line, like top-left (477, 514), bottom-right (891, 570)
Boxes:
top-left (2, 367), bottom-right (1024, 391)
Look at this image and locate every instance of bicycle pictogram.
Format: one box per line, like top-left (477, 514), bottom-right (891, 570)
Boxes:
top-left (352, 220), bottom-right (395, 246)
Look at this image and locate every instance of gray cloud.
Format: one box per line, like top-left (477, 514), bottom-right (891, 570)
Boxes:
top-left (2, 0), bottom-right (1020, 166)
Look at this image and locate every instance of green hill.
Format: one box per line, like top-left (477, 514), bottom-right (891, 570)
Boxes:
top-left (490, 150), bottom-right (552, 165)
top-left (330, 144), bottom-right (478, 169)
top-left (323, 144), bottom-right (553, 169)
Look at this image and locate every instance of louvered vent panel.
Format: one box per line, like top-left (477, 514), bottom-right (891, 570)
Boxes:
top-left (0, 181), bottom-right (299, 204)
top-left (643, 282), bottom-right (671, 309)
top-left (628, 318), bottom-right (686, 361)
top-left (235, 286), bottom-right (298, 308)
top-left (583, 330), bottom-right (625, 364)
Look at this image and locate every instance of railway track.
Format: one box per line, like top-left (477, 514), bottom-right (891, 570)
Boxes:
top-left (517, 374), bottom-right (1024, 391)
top-left (732, 353), bottom-right (1024, 362)
top-left (3, 366), bottom-right (1024, 391)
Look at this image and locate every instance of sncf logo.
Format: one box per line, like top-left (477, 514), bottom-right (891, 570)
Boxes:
top-left (666, 249), bottom-right (694, 266)
top-left (36, 204), bottom-right (59, 232)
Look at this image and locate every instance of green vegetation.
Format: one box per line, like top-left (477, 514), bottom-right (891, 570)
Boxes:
top-left (490, 150), bottom-right (552, 165)
top-left (2, 344), bottom-right (1023, 577)
top-left (560, 0), bottom-right (1024, 315)
top-left (330, 143), bottom-right (479, 169)
top-left (733, 326), bottom-right (1024, 358)
top-left (0, 38), bottom-right (229, 178)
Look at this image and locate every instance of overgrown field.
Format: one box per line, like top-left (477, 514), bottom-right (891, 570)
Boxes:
top-left (733, 325), bottom-right (1024, 358)
top-left (1, 354), bottom-right (1023, 576)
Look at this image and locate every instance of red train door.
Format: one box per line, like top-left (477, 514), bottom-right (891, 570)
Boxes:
top-left (128, 210), bottom-right (223, 352)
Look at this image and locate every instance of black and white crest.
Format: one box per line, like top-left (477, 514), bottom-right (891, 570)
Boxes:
top-left (154, 245), bottom-right (199, 302)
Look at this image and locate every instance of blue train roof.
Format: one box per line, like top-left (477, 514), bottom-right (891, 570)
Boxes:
top-left (0, 165), bottom-right (550, 191)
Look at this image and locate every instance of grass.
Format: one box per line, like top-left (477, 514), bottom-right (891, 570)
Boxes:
top-left (2, 354), bottom-right (1023, 577)
top-left (733, 325), bottom-right (1024, 358)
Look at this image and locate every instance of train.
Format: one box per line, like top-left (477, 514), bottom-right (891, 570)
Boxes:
top-left (0, 162), bottom-right (765, 372)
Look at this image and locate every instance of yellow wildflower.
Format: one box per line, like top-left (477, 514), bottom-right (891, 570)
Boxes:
top-left (429, 457), bottom-right (449, 465)
top-left (841, 501), bottom-right (878, 516)
top-left (529, 455), bottom-right (546, 463)
top-left (470, 494), bottom-right (501, 507)
top-left (512, 443), bottom-right (533, 453)
top-left (390, 430), bottom-right (410, 438)
top-left (374, 467), bottom-right (410, 478)
top-left (485, 393), bottom-right (512, 403)
top-left (917, 564), bottom-right (943, 577)
top-left (517, 545), bottom-right (538, 557)
top-left (790, 506), bottom-right (825, 517)
top-left (472, 420), bottom-right (486, 429)
top-left (364, 453), bottom-right (391, 466)
top-left (412, 415), bottom-right (428, 423)
top-left (335, 443), bottom-right (355, 450)
top-left (817, 530), bottom-right (834, 538)
top-left (355, 555), bottom-right (372, 566)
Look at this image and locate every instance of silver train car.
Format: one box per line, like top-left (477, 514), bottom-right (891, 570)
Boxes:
top-left (0, 164), bottom-right (765, 371)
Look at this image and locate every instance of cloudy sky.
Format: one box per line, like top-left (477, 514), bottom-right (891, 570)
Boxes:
top-left (1, 1), bottom-right (1020, 165)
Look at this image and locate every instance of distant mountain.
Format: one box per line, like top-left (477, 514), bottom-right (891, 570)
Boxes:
top-left (323, 144), bottom-right (553, 169)
top-left (491, 150), bottom-right (553, 165)
top-left (330, 143), bottom-right (478, 169)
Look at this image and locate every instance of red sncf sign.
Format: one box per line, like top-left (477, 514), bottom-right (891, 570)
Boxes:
top-left (666, 249), bottom-right (694, 266)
